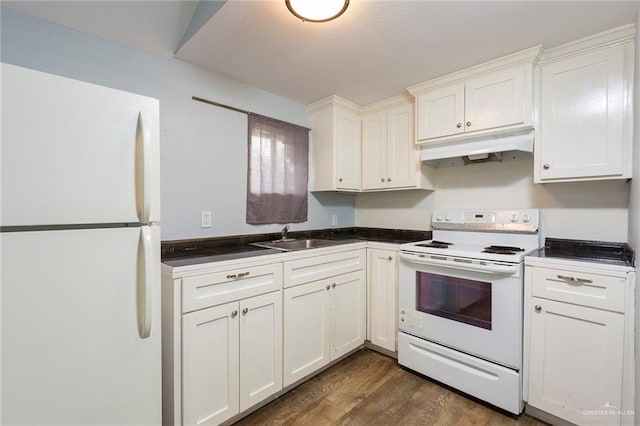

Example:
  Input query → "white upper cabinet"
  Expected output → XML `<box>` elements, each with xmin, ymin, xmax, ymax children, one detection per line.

<box><xmin>465</xmin><ymin>66</ymin><xmax>525</xmax><ymax>132</ymax></box>
<box><xmin>362</xmin><ymin>99</ymin><xmax>426</xmax><ymax>190</ymax></box>
<box><xmin>535</xmin><ymin>25</ymin><xmax>634</xmax><ymax>183</ymax></box>
<box><xmin>408</xmin><ymin>45</ymin><xmax>541</xmax><ymax>144</ymax></box>
<box><xmin>416</xmin><ymin>83</ymin><xmax>465</xmax><ymax>140</ymax></box>
<box><xmin>362</xmin><ymin>111</ymin><xmax>387</xmax><ymax>189</ymax></box>
<box><xmin>307</xmin><ymin>96</ymin><xmax>362</xmax><ymax>192</ymax></box>
<box><xmin>309</xmin><ymin>95</ymin><xmax>433</xmax><ymax>193</ymax></box>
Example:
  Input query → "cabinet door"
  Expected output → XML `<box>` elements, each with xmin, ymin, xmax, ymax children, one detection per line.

<box><xmin>361</xmin><ymin>111</ymin><xmax>388</xmax><ymax>190</ymax></box>
<box><xmin>368</xmin><ymin>249</ymin><xmax>398</xmax><ymax>352</ymax></box>
<box><xmin>465</xmin><ymin>66</ymin><xmax>525</xmax><ymax>132</ymax></box>
<box><xmin>239</xmin><ymin>292</ymin><xmax>283</xmax><ymax>411</ymax></box>
<box><xmin>537</xmin><ymin>45</ymin><xmax>627</xmax><ymax>181</ymax></box>
<box><xmin>283</xmin><ymin>280</ymin><xmax>331</xmax><ymax>387</ymax></box>
<box><xmin>386</xmin><ymin>103</ymin><xmax>416</xmax><ymax>188</ymax></box>
<box><xmin>416</xmin><ymin>83</ymin><xmax>465</xmax><ymax>140</ymax></box>
<box><xmin>330</xmin><ymin>270</ymin><xmax>366</xmax><ymax>360</ymax></box>
<box><xmin>182</xmin><ymin>302</ymin><xmax>239</xmax><ymax>426</ymax></box>
<box><xmin>528</xmin><ymin>297</ymin><xmax>624</xmax><ymax>425</ymax></box>
<box><xmin>335</xmin><ymin>109</ymin><xmax>362</xmax><ymax>190</ymax></box>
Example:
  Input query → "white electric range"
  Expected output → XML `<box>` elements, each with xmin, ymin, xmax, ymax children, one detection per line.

<box><xmin>398</xmin><ymin>209</ymin><xmax>541</xmax><ymax>414</ymax></box>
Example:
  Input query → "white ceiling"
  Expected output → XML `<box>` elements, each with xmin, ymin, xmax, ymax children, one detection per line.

<box><xmin>3</xmin><ymin>1</ymin><xmax>639</xmax><ymax>106</ymax></box>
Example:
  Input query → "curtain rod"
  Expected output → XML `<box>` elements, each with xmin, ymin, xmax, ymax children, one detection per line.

<box><xmin>192</xmin><ymin>95</ymin><xmax>311</xmax><ymax>131</ymax></box>
<box><xmin>192</xmin><ymin>96</ymin><xmax>250</xmax><ymax>114</ymax></box>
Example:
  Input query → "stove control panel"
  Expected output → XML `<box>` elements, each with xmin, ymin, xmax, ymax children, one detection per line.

<box><xmin>432</xmin><ymin>209</ymin><xmax>539</xmax><ymax>232</ymax></box>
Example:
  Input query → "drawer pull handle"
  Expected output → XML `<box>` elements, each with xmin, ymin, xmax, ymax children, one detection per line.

<box><xmin>242</xmin><ymin>307</ymin><xmax>249</xmax><ymax>315</ymax></box>
<box><xmin>326</xmin><ymin>285</ymin><xmax>331</xmax><ymax>291</ymax></box>
<box><xmin>534</xmin><ymin>305</ymin><xmax>542</xmax><ymax>313</ymax></box>
<box><xmin>231</xmin><ymin>310</ymin><xmax>238</xmax><ymax>318</ymax></box>
<box><xmin>226</xmin><ymin>271</ymin><xmax>251</xmax><ymax>280</ymax></box>
<box><xmin>557</xmin><ymin>274</ymin><xmax>593</xmax><ymax>284</ymax></box>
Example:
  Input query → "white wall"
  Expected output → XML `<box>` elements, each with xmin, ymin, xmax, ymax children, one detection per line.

<box><xmin>0</xmin><ymin>8</ymin><xmax>356</xmax><ymax>241</ymax></box>
<box><xmin>629</xmin><ymin>8</ymin><xmax>640</xmax><ymax>423</ymax></box>
<box><xmin>357</xmin><ymin>157</ymin><xmax>630</xmax><ymax>242</ymax></box>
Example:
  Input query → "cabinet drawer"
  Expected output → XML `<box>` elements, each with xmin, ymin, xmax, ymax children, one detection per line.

<box><xmin>530</xmin><ymin>267</ymin><xmax>626</xmax><ymax>313</ymax></box>
<box><xmin>182</xmin><ymin>263</ymin><xmax>282</xmax><ymax>313</ymax></box>
<box><xmin>284</xmin><ymin>249</ymin><xmax>365</xmax><ymax>288</ymax></box>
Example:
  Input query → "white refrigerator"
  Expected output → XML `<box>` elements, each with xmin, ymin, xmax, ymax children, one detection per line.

<box><xmin>1</xmin><ymin>63</ymin><xmax>162</xmax><ymax>425</ymax></box>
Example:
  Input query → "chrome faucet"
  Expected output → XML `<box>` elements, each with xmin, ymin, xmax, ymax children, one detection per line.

<box><xmin>281</xmin><ymin>224</ymin><xmax>289</xmax><ymax>241</ymax></box>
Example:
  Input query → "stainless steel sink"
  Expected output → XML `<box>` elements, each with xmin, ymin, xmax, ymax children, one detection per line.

<box><xmin>251</xmin><ymin>238</ymin><xmax>339</xmax><ymax>252</ymax></box>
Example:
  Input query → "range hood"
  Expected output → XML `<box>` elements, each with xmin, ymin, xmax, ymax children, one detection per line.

<box><xmin>420</xmin><ymin>130</ymin><xmax>534</xmax><ymax>166</ymax></box>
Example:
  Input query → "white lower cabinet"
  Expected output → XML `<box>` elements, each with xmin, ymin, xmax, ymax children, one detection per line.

<box><xmin>182</xmin><ymin>301</ymin><xmax>239</xmax><ymax>426</ymax></box>
<box><xmin>163</xmin><ymin>245</ymin><xmax>370</xmax><ymax>425</ymax></box>
<box><xmin>283</xmin><ymin>266</ymin><xmax>366</xmax><ymax>387</ymax></box>
<box><xmin>282</xmin><ymin>279</ymin><xmax>331</xmax><ymax>386</ymax></box>
<box><xmin>367</xmin><ymin>247</ymin><xmax>398</xmax><ymax>352</ymax></box>
<box><xmin>524</xmin><ymin>260</ymin><xmax>635</xmax><ymax>426</ymax></box>
<box><xmin>182</xmin><ymin>291</ymin><xmax>282</xmax><ymax>425</ymax></box>
<box><xmin>528</xmin><ymin>297</ymin><xmax>624</xmax><ymax>425</ymax></box>
<box><xmin>162</xmin><ymin>260</ymin><xmax>284</xmax><ymax>426</ymax></box>
<box><xmin>331</xmin><ymin>270</ymin><xmax>367</xmax><ymax>358</ymax></box>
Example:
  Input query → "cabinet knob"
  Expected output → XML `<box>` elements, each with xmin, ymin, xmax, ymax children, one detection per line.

<box><xmin>456</xmin><ymin>123</ymin><xmax>462</xmax><ymax>128</ymax></box>
<box><xmin>231</xmin><ymin>310</ymin><xmax>238</xmax><ymax>318</ymax></box>
<box><xmin>242</xmin><ymin>307</ymin><xmax>249</xmax><ymax>315</ymax></box>
<box><xmin>338</xmin><ymin>178</ymin><xmax>343</xmax><ymax>182</ymax></box>
<box><xmin>388</xmin><ymin>256</ymin><xmax>393</xmax><ymax>261</ymax></box>
<box><xmin>380</xmin><ymin>177</ymin><xmax>385</xmax><ymax>182</ymax></box>
<box><xmin>543</xmin><ymin>164</ymin><xmax>550</xmax><ymax>170</ymax></box>
<box><xmin>326</xmin><ymin>285</ymin><xmax>331</xmax><ymax>291</ymax></box>
<box><xmin>387</xmin><ymin>177</ymin><xmax>391</xmax><ymax>182</ymax></box>
<box><xmin>466</xmin><ymin>121</ymin><xmax>472</xmax><ymax>127</ymax></box>
<box><xmin>534</xmin><ymin>305</ymin><xmax>542</xmax><ymax>313</ymax></box>
<box><xmin>332</xmin><ymin>283</ymin><xmax>336</xmax><ymax>288</ymax></box>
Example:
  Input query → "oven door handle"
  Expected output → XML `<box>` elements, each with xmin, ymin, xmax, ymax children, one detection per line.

<box><xmin>399</xmin><ymin>252</ymin><xmax>518</xmax><ymax>275</ymax></box>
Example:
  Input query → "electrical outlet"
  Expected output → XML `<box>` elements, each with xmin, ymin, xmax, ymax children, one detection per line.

<box><xmin>201</xmin><ymin>211</ymin><xmax>212</xmax><ymax>228</ymax></box>
<box><xmin>332</xmin><ymin>215</ymin><xmax>338</xmax><ymax>226</ymax></box>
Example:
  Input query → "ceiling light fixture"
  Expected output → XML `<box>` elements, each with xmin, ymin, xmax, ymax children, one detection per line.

<box><xmin>285</xmin><ymin>0</ymin><xmax>350</xmax><ymax>23</ymax></box>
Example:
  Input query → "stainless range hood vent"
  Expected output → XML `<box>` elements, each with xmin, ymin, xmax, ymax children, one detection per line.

<box><xmin>421</xmin><ymin>130</ymin><xmax>534</xmax><ymax>168</ymax></box>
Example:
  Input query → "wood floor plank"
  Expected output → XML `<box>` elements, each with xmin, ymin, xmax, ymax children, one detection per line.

<box><xmin>234</xmin><ymin>349</ymin><xmax>548</xmax><ymax>426</ymax></box>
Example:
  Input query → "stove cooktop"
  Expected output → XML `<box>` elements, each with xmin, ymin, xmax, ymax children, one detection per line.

<box><xmin>401</xmin><ymin>209</ymin><xmax>542</xmax><ymax>263</ymax></box>
<box><xmin>401</xmin><ymin>239</ymin><xmax>538</xmax><ymax>263</ymax></box>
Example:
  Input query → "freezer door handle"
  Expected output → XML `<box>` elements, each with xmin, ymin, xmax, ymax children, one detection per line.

<box><xmin>136</xmin><ymin>111</ymin><xmax>152</xmax><ymax>224</ymax></box>
<box><xmin>137</xmin><ymin>227</ymin><xmax>153</xmax><ymax>338</ymax></box>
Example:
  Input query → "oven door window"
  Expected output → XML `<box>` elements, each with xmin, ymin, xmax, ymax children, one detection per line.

<box><xmin>416</xmin><ymin>272</ymin><xmax>491</xmax><ymax>330</ymax></box>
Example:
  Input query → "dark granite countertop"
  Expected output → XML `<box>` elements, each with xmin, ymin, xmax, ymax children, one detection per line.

<box><xmin>527</xmin><ymin>238</ymin><xmax>635</xmax><ymax>268</ymax></box>
<box><xmin>162</xmin><ymin>227</ymin><xmax>431</xmax><ymax>268</ymax></box>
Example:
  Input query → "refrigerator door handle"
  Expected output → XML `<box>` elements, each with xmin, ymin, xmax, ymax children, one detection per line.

<box><xmin>136</xmin><ymin>111</ymin><xmax>152</xmax><ymax>224</ymax></box>
<box><xmin>137</xmin><ymin>226</ymin><xmax>153</xmax><ymax>338</ymax></box>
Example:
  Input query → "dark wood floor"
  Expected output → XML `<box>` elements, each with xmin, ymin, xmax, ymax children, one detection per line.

<box><xmin>235</xmin><ymin>349</ymin><xmax>547</xmax><ymax>426</ymax></box>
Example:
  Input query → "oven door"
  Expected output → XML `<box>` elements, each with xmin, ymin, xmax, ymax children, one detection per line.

<box><xmin>398</xmin><ymin>253</ymin><xmax>523</xmax><ymax>369</ymax></box>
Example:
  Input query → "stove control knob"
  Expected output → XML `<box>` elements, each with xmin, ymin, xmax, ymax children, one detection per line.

<box><xmin>511</xmin><ymin>214</ymin><xmax>519</xmax><ymax>222</ymax></box>
<box><xmin>523</xmin><ymin>214</ymin><xmax>531</xmax><ymax>223</ymax></box>
<box><xmin>445</xmin><ymin>214</ymin><xmax>452</xmax><ymax>221</ymax></box>
<box><xmin>436</xmin><ymin>214</ymin><xmax>443</xmax><ymax>221</ymax></box>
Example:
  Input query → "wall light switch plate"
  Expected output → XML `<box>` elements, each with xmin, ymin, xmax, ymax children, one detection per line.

<box><xmin>201</xmin><ymin>211</ymin><xmax>212</xmax><ymax>228</ymax></box>
<box><xmin>332</xmin><ymin>215</ymin><xmax>338</xmax><ymax>226</ymax></box>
